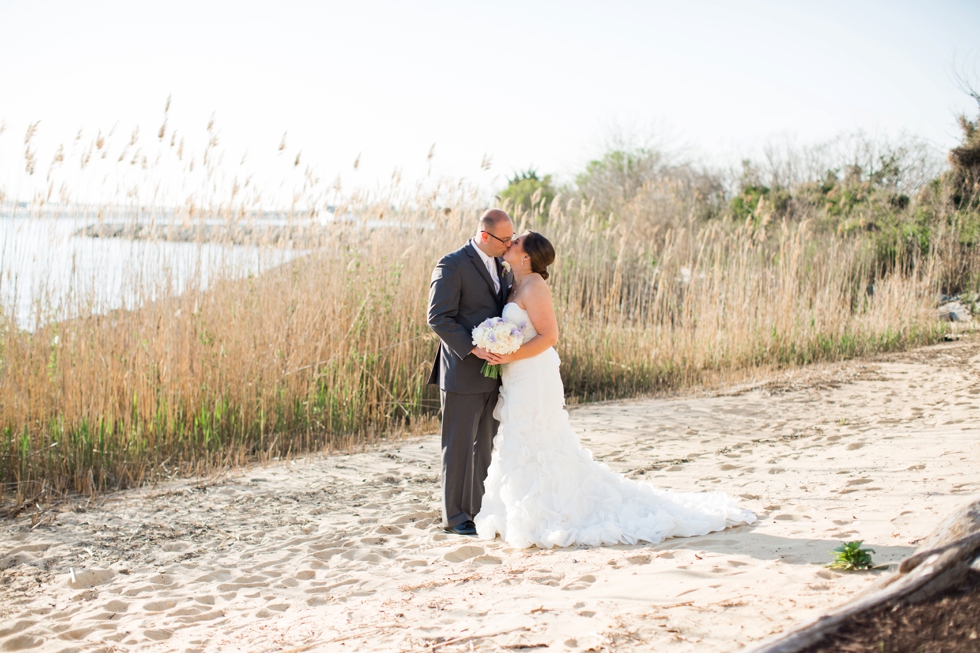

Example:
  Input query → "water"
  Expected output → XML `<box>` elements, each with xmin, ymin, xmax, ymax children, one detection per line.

<box><xmin>0</xmin><ymin>214</ymin><xmax>301</xmax><ymax>329</ymax></box>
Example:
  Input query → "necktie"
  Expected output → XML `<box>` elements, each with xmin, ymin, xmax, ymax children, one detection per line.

<box><xmin>487</xmin><ymin>258</ymin><xmax>499</xmax><ymax>294</ymax></box>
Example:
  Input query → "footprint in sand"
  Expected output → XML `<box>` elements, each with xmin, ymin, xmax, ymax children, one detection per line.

<box><xmin>217</xmin><ymin>574</ymin><xmax>268</xmax><ymax>590</ymax></box>
<box><xmin>312</xmin><ymin>548</ymin><xmax>343</xmax><ymax>561</ymax></box>
<box><xmin>561</xmin><ymin>575</ymin><xmax>596</xmax><ymax>591</ymax></box>
<box><xmin>143</xmin><ymin>629</ymin><xmax>173</xmax><ymax>641</ymax></box>
<box><xmin>193</xmin><ymin>570</ymin><xmax>232</xmax><ymax>583</ymax></box>
<box><xmin>471</xmin><ymin>554</ymin><xmax>502</xmax><ymax>565</ymax></box>
<box><xmin>443</xmin><ymin>546</ymin><xmax>484</xmax><ymax>562</ymax></box>
<box><xmin>2</xmin><ymin>634</ymin><xmax>44</xmax><ymax>650</ymax></box>
<box><xmin>68</xmin><ymin>568</ymin><xmax>114</xmax><ymax>589</ymax></box>
<box><xmin>58</xmin><ymin>627</ymin><xmax>95</xmax><ymax>642</ymax></box>
<box><xmin>3</xmin><ymin>543</ymin><xmax>50</xmax><ymax>561</ymax></box>
<box><xmin>143</xmin><ymin>599</ymin><xmax>179</xmax><ymax>613</ymax></box>
<box><xmin>147</xmin><ymin>573</ymin><xmax>176</xmax><ymax>586</ymax></box>
<box><xmin>891</xmin><ymin>511</ymin><xmax>916</xmax><ymax>528</ymax></box>
<box><xmin>394</xmin><ymin>511</ymin><xmax>439</xmax><ymax>524</ymax></box>
<box><xmin>340</xmin><ymin>549</ymin><xmax>382</xmax><ymax>563</ymax></box>
<box><xmin>304</xmin><ymin>579</ymin><xmax>357</xmax><ymax>596</ymax></box>
<box><xmin>162</xmin><ymin>541</ymin><xmax>190</xmax><ymax>552</ymax></box>
<box><xmin>0</xmin><ymin>622</ymin><xmax>37</xmax><ymax>640</ymax></box>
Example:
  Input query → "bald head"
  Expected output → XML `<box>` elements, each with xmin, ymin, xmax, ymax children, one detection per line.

<box><xmin>478</xmin><ymin>209</ymin><xmax>512</xmax><ymax>233</ymax></box>
<box><xmin>474</xmin><ymin>208</ymin><xmax>514</xmax><ymax>257</ymax></box>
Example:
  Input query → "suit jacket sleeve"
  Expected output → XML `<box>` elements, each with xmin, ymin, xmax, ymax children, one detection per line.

<box><xmin>427</xmin><ymin>257</ymin><xmax>474</xmax><ymax>360</ymax></box>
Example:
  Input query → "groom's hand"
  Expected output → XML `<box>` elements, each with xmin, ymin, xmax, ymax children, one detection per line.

<box><xmin>471</xmin><ymin>347</ymin><xmax>492</xmax><ymax>361</ymax></box>
<box><xmin>485</xmin><ymin>351</ymin><xmax>511</xmax><ymax>365</ymax></box>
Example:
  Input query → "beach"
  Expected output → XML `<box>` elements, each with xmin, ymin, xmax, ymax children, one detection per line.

<box><xmin>2</xmin><ymin>337</ymin><xmax>978</xmax><ymax>652</ymax></box>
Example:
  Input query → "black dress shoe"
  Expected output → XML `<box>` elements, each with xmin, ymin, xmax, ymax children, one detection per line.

<box><xmin>444</xmin><ymin>520</ymin><xmax>477</xmax><ymax>535</ymax></box>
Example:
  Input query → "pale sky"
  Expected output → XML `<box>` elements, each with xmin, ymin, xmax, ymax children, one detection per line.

<box><xmin>0</xmin><ymin>0</ymin><xmax>978</xmax><ymax>199</ymax></box>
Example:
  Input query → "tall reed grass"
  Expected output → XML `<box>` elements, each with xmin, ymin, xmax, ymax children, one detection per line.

<box><xmin>0</xmin><ymin>113</ymin><xmax>972</xmax><ymax>508</ymax></box>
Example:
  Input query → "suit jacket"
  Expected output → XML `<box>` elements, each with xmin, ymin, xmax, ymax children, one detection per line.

<box><xmin>427</xmin><ymin>242</ymin><xmax>513</xmax><ymax>394</ymax></box>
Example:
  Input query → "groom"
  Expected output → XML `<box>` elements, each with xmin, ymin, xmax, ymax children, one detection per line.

<box><xmin>427</xmin><ymin>209</ymin><xmax>514</xmax><ymax>535</ymax></box>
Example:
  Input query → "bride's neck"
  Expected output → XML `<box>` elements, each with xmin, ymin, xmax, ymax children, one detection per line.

<box><xmin>512</xmin><ymin>269</ymin><xmax>533</xmax><ymax>287</ymax></box>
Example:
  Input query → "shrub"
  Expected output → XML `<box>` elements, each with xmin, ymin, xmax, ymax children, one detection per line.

<box><xmin>576</xmin><ymin>147</ymin><xmax>669</xmax><ymax>217</ymax></box>
<box><xmin>498</xmin><ymin>168</ymin><xmax>556</xmax><ymax>218</ymax></box>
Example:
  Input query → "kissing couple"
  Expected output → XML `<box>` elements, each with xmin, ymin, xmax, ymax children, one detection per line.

<box><xmin>427</xmin><ymin>209</ymin><xmax>755</xmax><ymax>548</ymax></box>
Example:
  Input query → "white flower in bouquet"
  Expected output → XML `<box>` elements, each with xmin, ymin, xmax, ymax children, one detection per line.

<box><xmin>471</xmin><ymin>317</ymin><xmax>524</xmax><ymax>378</ymax></box>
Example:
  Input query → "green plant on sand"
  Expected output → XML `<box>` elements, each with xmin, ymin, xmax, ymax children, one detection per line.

<box><xmin>828</xmin><ymin>541</ymin><xmax>877</xmax><ymax>571</ymax></box>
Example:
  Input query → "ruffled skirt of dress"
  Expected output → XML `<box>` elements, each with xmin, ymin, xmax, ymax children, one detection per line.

<box><xmin>474</xmin><ymin>348</ymin><xmax>756</xmax><ymax>549</ymax></box>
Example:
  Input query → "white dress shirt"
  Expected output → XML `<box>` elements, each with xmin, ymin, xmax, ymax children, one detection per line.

<box><xmin>470</xmin><ymin>238</ymin><xmax>500</xmax><ymax>294</ymax></box>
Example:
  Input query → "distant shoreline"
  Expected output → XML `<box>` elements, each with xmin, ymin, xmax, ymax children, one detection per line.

<box><xmin>73</xmin><ymin>222</ymin><xmax>330</xmax><ymax>247</ymax></box>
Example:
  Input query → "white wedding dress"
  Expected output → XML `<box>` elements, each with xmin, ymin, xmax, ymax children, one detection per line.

<box><xmin>474</xmin><ymin>303</ymin><xmax>756</xmax><ymax>549</ymax></box>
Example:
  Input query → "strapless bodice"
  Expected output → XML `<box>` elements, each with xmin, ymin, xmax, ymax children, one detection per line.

<box><xmin>502</xmin><ymin>302</ymin><xmax>536</xmax><ymax>344</ymax></box>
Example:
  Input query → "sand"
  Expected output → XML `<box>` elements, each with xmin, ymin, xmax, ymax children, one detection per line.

<box><xmin>2</xmin><ymin>338</ymin><xmax>979</xmax><ymax>652</ymax></box>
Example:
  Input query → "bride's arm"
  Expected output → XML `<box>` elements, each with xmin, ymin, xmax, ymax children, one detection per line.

<box><xmin>488</xmin><ymin>279</ymin><xmax>558</xmax><ymax>364</ymax></box>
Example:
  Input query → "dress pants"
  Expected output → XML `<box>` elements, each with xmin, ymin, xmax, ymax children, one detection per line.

<box><xmin>440</xmin><ymin>389</ymin><xmax>498</xmax><ymax>529</ymax></box>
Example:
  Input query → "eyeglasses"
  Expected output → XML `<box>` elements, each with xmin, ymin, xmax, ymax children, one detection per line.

<box><xmin>481</xmin><ymin>230</ymin><xmax>514</xmax><ymax>245</ymax></box>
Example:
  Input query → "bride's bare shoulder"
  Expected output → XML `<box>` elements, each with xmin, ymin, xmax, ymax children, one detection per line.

<box><xmin>528</xmin><ymin>274</ymin><xmax>551</xmax><ymax>293</ymax></box>
<box><xmin>523</xmin><ymin>275</ymin><xmax>553</xmax><ymax>304</ymax></box>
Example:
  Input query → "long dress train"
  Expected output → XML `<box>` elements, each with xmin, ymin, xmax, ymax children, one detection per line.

<box><xmin>474</xmin><ymin>303</ymin><xmax>756</xmax><ymax>549</ymax></box>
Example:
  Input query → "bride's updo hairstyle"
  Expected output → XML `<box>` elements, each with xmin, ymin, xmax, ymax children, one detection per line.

<box><xmin>523</xmin><ymin>231</ymin><xmax>556</xmax><ymax>281</ymax></box>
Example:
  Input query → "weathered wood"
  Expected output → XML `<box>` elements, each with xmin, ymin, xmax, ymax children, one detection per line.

<box><xmin>913</xmin><ymin>497</ymin><xmax>980</xmax><ymax>551</ymax></box>
<box><xmin>742</xmin><ymin>496</ymin><xmax>980</xmax><ymax>653</ymax></box>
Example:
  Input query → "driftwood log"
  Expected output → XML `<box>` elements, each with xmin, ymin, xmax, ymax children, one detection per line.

<box><xmin>743</xmin><ymin>496</ymin><xmax>980</xmax><ymax>653</ymax></box>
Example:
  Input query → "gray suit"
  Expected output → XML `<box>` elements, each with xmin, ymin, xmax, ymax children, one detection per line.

<box><xmin>427</xmin><ymin>241</ymin><xmax>512</xmax><ymax>528</ymax></box>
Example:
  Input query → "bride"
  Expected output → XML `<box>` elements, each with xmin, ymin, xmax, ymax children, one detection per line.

<box><xmin>474</xmin><ymin>231</ymin><xmax>756</xmax><ymax>549</ymax></box>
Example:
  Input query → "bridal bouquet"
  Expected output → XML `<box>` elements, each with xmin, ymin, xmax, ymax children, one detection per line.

<box><xmin>471</xmin><ymin>317</ymin><xmax>524</xmax><ymax>379</ymax></box>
